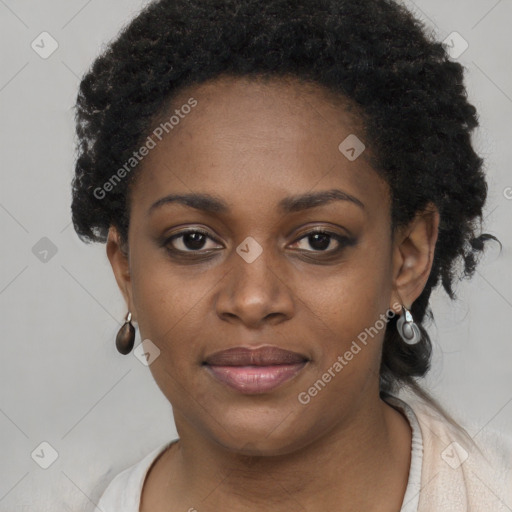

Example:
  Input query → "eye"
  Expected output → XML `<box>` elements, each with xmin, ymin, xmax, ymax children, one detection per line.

<box><xmin>165</xmin><ymin>229</ymin><xmax>222</xmax><ymax>253</ymax></box>
<box><xmin>163</xmin><ymin>227</ymin><xmax>354</xmax><ymax>257</ymax></box>
<box><xmin>291</xmin><ymin>229</ymin><xmax>351</xmax><ymax>253</ymax></box>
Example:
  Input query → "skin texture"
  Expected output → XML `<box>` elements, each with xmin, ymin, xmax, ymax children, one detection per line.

<box><xmin>107</xmin><ymin>75</ymin><xmax>439</xmax><ymax>512</ymax></box>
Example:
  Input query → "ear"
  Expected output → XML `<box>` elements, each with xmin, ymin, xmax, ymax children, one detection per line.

<box><xmin>106</xmin><ymin>226</ymin><xmax>137</xmax><ymax>319</ymax></box>
<box><xmin>389</xmin><ymin>203</ymin><xmax>440</xmax><ymax>313</ymax></box>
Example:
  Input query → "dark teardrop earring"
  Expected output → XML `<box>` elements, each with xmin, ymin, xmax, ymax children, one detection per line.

<box><xmin>116</xmin><ymin>312</ymin><xmax>135</xmax><ymax>355</ymax></box>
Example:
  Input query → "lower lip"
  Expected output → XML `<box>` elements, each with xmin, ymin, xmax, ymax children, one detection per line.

<box><xmin>205</xmin><ymin>363</ymin><xmax>307</xmax><ymax>394</ymax></box>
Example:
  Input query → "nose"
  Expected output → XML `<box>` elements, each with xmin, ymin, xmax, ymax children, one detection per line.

<box><xmin>214</xmin><ymin>242</ymin><xmax>296</xmax><ymax>328</ymax></box>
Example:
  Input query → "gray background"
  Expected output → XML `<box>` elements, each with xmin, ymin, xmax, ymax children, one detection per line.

<box><xmin>0</xmin><ymin>0</ymin><xmax>511</xmax><ymax>510</ymax></box>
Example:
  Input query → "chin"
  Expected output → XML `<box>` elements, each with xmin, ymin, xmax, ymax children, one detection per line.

<box><xmin>204</xmin><ymin>405</ymin><xmax>316</xmax><ymax>457</ymax></box>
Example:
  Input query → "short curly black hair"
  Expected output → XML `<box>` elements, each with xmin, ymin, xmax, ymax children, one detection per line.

<box><xmin>71</xmin><ymin>0</ymin><xmax>498</xmax><ymax>397</ymax></box>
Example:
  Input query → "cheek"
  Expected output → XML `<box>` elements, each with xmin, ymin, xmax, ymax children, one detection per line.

<box><xmin>129</xmin><ymin>246</ymin><xmax>194</xmax><ymax>348</ymax></box>
<box><xmin>305</xmin><ymin>241</ymin><xmax>393</xmax><ymax>371</ymax></box>
<box><xmin>313</xmin><ymin>245</ymin><xmax>392</xmax><ymax>327</ymax></box>
<box><xmin>129</xmin><ymin>242</ymin><xmax>225</xmax><ymax>375</ymax></box>
<box><xmin>129</xmin><ymin>256</ymin><xmax>208</xmax><ymax>403</ymax></box>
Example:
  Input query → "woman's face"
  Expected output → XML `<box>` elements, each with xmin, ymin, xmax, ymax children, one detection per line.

<box><xmin>109</xmin><ymin>76</ymin><xmax>409</xmax><ymax>455</ymax></box>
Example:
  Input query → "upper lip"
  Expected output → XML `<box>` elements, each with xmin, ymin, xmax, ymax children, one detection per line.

<box><xmin>204</xmin><ymin>345</ymin><xmax>309</xmax><ymax>366</ymax></box>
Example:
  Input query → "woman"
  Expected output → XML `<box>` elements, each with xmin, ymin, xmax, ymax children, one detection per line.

<box><xmin>70</xmin><ymin>0</ymin><xmax>512</xmax><ymax>510</ymax></box>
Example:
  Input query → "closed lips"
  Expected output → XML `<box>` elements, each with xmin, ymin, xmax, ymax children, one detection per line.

<box><xmin>203</xmin><ymin>346</ymin><xmax>309</xmax><ymax>394</ymax></box>
<box><xmin>203</xmin><ymin>346</ymin><xmax>309</xmax><ymax>366</ymax></box>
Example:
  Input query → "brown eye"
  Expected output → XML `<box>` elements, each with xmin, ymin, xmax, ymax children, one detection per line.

<box><xmin>304</xmin><ymin>232</ymin><xmax>332</xmax><ymax>251</ymax></box>
<box><xmin>165</xmin><ymin>229</ymin><xmax>222</xmax><ymax>253</ymax></box>
<box><xmin>293</xmin><ymin>230</ymin><xmax>349</xmax><ymax>253</ymax></box>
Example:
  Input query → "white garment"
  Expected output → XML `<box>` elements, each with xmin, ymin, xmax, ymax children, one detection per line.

<box><xmin>96</xmin><ymin>394</ymin><xmax>512</xmax><ymax>511</ymax></box>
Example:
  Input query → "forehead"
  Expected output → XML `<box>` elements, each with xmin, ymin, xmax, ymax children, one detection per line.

<box><xmin>129</xmin><ymin>75</ymin><xmax>389</xmax><ymax>220</ymax></box>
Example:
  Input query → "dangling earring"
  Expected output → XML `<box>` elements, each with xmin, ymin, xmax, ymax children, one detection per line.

<box><xmin>396</xmin><ymin>305</ymin><xmax>421</xmax><ymax>345</ymax></box>
<box><xmin>116</xmin><ymin>312</ymin><xmax>135</xmax><ymax>354</ymax></box>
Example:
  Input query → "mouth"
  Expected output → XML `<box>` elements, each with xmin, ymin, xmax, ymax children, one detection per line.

<box><xmin>203</xmin><ymin>345</ymin><xmax>309</xmax><ymax>394</ymax></box>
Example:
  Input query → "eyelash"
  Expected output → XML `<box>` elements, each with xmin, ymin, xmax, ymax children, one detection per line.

<box><xmin>163</xmin><ymin>227</ymin><xmax>354</xmax><ymax>257</ymax></box>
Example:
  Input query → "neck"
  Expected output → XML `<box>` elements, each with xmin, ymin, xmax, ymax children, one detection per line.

<box><xmin>163</xmin><ymin>395</ymin><xmax>412</xmax><ymax>512</ymax></box>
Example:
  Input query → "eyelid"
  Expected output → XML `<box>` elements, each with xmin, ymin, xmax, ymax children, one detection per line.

<box><xmin>292</xmin><ymin>223</ymin><xmax>354</xmax><ymax>239</ymax></box>
<box><xmin>168</xmin><ymin>227</ymin><xmax>215</xmax><ymax>239</ymax></box>
<box><xmin>294</xmin><ymin>226</ymin><xmax>343</xmax><ymax>238</ymax></box>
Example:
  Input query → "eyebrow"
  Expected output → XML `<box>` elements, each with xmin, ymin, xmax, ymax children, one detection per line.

<box><xmin>147</xmin><ymin>188</ymin><xmax>365</xmax><ymax>216</ymax></box>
